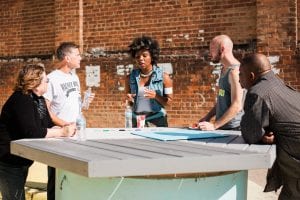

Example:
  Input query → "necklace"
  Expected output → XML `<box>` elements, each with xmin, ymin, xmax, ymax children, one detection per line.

<box><xmin>140</xmin><ymin>70</ymin><xmax>153</xmax><ymax>78</ymax></box>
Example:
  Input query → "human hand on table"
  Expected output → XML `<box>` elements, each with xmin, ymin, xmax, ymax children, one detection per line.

<box><xmin>63</xmin><ymin>123</ymin><xmax>76</xmax><ymax>137</ymax></box>
<box><xmin>262</xmin><ymin>132</ymin><xmax>275</xmax><ymax>144</ymax></box>
<box><xmin>198</xmin><ymin>121</ymin><xmax>216</xmax><ymax>131</ymax></box>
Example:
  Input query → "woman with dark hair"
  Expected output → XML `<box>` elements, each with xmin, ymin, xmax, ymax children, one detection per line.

<box><xmin>0</xmin><ymin>64</ymin><xmax>75</xmax><ymax>200</ymax></box>
<box><xmin>126</xmin><ymin>36</ymin><xmax>173</xmax><ymax>127</ymax></box>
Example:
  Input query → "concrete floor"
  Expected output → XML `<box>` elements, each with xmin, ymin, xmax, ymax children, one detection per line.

<box><xmin>0</xmin><ymin>163</ymin><xmax>280</xmax><ymax>200</ymax></box>
<box><xmin>248</xmin><ymin>169</ymin><xmax>279</xmax><ymax>200</ymax></box>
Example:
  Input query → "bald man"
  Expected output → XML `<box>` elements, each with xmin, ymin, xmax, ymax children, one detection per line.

<box><xmin>240</xmin><ymin>53</ymin><xmax>300</xmax><ymax>200</ymax></box>
<box><xmin>197</xmin><ymin>35</ymin><xmax>244</xmax><ymax>130</ymax></box>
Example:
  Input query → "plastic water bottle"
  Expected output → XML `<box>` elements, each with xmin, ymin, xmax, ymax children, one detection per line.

<box><xmin>82</xmin><ymin>87</ymin><xmax>92</xmax><ymax>110</ymax></box>
<box><xmin>125</xmin><ymin>104</ymin><xmax>133</xmax><ymax>128</ymax></box>
<box><xmin>76</xmin><ymin>112</ymin><xmax>86</xmax><ymax>141</ymax></box>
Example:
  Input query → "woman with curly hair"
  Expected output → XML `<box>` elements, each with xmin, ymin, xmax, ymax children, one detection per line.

<box><xmin>0</xmin><ymin>64</ymin><xmax>75</xmax><ymax>200</ymax></box>
<box><xmin>126</xmin><ymin>35</ymin><xmax>173</xmax><ymax>127</ymax></box>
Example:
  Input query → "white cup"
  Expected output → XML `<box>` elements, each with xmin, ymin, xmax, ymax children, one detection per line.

<box><xmin>136</xmin><ymin>115</ymin><xmax>146</xmax><ymax>128</ymax></box>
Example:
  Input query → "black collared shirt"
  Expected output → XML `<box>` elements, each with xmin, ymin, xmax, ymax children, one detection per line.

<box><xmin>241</xmin><ymin>71</ymin><xmax>300</xmax><ymax>158</ymax></box>
<box><xmin>241</xmin><ymin>71</ymin><xmax>300</xmax><ymax>190</ymax></box>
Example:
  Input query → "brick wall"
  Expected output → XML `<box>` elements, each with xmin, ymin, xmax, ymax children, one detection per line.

<box><xmin>257</xmin><ymin>0</ymin><xmax>300</xmax><ymax>89</ymax></box>
<box><xmin>54</xmin><ymin>0</ymin><xmax>82</xmax><ymax>48</ymax></box>
<box><xmin>0</xmin><ymin>0</ymin><xmax>55</xmax><ymax>56</ymax></box>
<box><xmin>0</xmin><ymin>0</ymin><xmax>299</xmax><ymax>127</ymax></box>
<box><xmin>83</xmin><ymin>0</ymin><xmax>256</xmax><ymax>51</ymax></box>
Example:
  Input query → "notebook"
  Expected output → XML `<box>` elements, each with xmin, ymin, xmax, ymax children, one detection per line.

<box><xmin>131</xmin><ymin>129</ymin><xmax>228</xmax><ymax>141</ymax></box>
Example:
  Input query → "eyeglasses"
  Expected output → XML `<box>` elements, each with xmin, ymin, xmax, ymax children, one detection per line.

<box><xmin>42</xmin><ymin>77</ymin><xmax>49</xmax><ymax>83</ymax></box>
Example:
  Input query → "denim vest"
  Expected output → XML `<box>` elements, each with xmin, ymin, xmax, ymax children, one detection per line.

<box><xmin>129</xmin><ymin>65</ymin><xmax>164</xmax><ymax>113</ymax></box>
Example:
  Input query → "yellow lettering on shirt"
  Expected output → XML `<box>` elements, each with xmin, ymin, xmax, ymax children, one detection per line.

<box><xmin>218</xmin><ymin>89</ymin><xmax>225</xmax><ymax>97</ymax></box>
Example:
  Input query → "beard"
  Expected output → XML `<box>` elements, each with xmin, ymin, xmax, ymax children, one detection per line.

<box><xmin>211</xmin><ymin>50</ymin><xmax>222</xmax><ymax>64</ymax></box>
<box><xmin>211</xmin><ymin>57</ymin><xmax>220</xmax><ymax>64</ymax></box>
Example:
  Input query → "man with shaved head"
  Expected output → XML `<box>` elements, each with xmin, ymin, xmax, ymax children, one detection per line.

<box><xmin>240</xmin><ymin>53</ymin><xmax>300</xmax><ymax>199</ymax></box>
<box><xmin>197</xmin><ymin>35</ymin><xmax>244</xmax><ymax>130</ymax></box>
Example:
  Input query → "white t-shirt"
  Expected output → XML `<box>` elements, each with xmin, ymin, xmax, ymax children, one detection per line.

<box><xmin>44</xmin><ymin>70</ymin><xmax>81</xmax><ymax>123</ymax></box>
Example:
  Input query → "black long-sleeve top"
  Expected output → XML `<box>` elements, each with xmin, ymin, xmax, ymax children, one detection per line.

<box><xmin>0</xmin><ymin>90</ymin><xmax>54</xmax><ymax>166</ymax></box>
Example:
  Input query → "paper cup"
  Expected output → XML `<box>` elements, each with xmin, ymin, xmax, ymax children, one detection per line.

<box><xmin>136</xmin><ymin>115</ymin><xmax>146</xmax><ymax>128</ymax></box>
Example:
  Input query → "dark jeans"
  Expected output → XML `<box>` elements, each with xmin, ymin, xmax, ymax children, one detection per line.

<box><xmin>279</xmin><ymin>176</ymin><xmax>300</xmax><ymax>200</ymax></box>
<box><xmin>47</xmin><ymin>166</ymin><xmax>56</xmax><ymax>200</ymax></box>
<box><xmin>133</xmin><ymin>115</ymin><xmax>168</xmax><ymax>127</ymax></box>
<box><xmin>220</xmin><ymin>126</ymin><xmax>241</xmax><ymax>131</ymax></box>
<box><xmin>0</xmin><ymin>162</ymin><xmax>29</xmax><ymax>200</ymax></box>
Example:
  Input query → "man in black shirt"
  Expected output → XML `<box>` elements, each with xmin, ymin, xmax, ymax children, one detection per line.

<box><xmin>239</xmin><ymin>53</ymin><xmax>300</xmax><ymax>200</ymax></box>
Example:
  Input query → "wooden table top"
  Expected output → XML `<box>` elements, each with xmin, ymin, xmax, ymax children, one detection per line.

<box><xmin>11</xmin><ymin>128</ymin><xmax>275</xmax><ymax>178</ymax></box>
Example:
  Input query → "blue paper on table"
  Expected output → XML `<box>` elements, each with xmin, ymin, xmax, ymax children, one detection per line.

<box><xmin>131</xmin><ymin>129</ymin><xmax>228</xmax><ymax>141</ymax></box>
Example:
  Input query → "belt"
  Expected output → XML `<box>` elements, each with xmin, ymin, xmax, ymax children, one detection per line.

<box><xmin>134</xmin><ymin>112</ymin><xmax>156</xmax><ymax>116</ymax></box>
<box><xmin>133</xmin><ymin>109</ymin><xmax>166</xmax><ymax>121</ymax></box>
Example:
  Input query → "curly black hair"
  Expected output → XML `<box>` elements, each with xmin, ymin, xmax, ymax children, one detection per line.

<box><xmin>128</xmin><ymin>36</ymin><xmax>160</xmax><ymax>65</ymax></box>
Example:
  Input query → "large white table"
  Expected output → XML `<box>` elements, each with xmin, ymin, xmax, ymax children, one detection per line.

<box><xmin>11</xmin><ymin>128</ymin><xmax>275</xmax><ymax>200</ymax></box>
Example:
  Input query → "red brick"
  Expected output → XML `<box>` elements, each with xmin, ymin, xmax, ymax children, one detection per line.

<box><xmin>0</xmin><ymin>0</ymin><xmax>300</xmax><ymax>128</ymax></box>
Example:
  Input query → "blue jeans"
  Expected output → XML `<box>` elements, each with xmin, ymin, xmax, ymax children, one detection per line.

<box><xmin>0</xmin><ymin>162</ymin><xmax>29</xmax><ymax>200</ymax></box>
